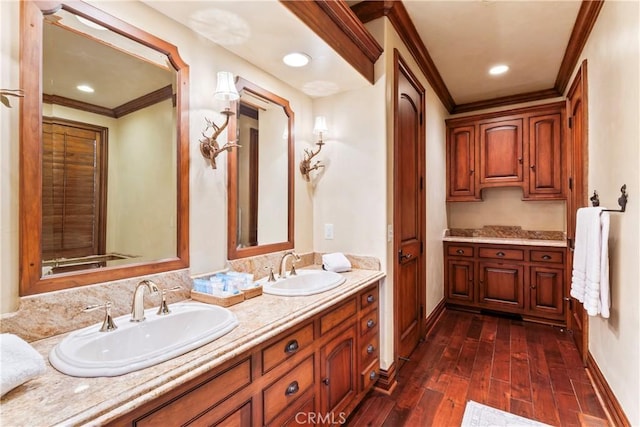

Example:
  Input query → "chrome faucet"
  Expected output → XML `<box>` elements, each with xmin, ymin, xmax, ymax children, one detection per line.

<box><xmin>279</xmin><ymin>251</ymin><xmax>300</xmax><ymax>278</ymax></box>
<box><xmin>131</xmin><ymin>279</ymin><xmax>159</xmax><ymax>322</ymax></box>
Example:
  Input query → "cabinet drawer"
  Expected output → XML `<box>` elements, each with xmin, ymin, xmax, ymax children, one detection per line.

<box><xmin>530</xmin><ymin>250</ymin><xmax>564</xmax><ymax>264</ymax></box>
<box><xmin>360</xmin><ymin>309</ymin><xmax>378</xmax><ymax>337</ymax></box>
<box><xmin>136</xmin><ymin>358</ymin><xmax>251</xmax><ymax>426</ymax></box>
<box><xmin>447</xmin><ymin>245</ymin><xmax>474</xmax><ymax>257</ymax></box>
<box><xmin>359</xmin><ymin>333</ymin><xmax>379</xmax><ymax>370</ymax></box>
<box><xmin>320</xmin><ymin>298</ymin><xmax>357</xmax><ymax>335</ymax></box>
<box><xmin>359</xmin><ymin>284</ymin><xmax>379</xmax><ymax>311</ymax></box>
<box><xmin>270</xmin><ymin>391</ymin><xmax>316</xmax><ymax>427</ymax></box>
<box><xmin>262</xmin><ymin>322</ymin><xmax>314</xmax><ymax>374</ymax></box>
<box><xmin>478</xmin><ymin>247</ymin><xmax>524</xmax><ymax>261</ymax></box>
<box><xmin>263</xmin><ymin>355</ymin><xmax>315</xmax><ymax>425</ymax></box>
<box><xmin>360</xmin><ymin>359</ymin><xmax>380</xmax><ymax>391</ymax></box>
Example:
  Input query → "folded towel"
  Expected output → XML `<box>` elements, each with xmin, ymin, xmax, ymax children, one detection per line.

<box><xmin>322</xmin><ymin>252</ymin><xmax>352</xmax><ymax>273</ymax></box>
<box><xmin>570</xmin><ymin>207</ymin><xmax>610</xmax><ymax>318</ymax></box>
<box><xmin>1</xmin><ymin>333</ymin><xmax>46</xmax><ymax>396</ymax></box>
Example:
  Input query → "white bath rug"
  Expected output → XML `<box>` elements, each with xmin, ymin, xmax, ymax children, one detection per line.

<box><xmin>461</xmin><ymin>400</ymin><xmax>552</xmax><ymax>427</ymax></box>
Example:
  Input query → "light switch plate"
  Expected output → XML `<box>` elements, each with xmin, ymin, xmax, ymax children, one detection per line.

<box><xmin>324</xmin><ymin>223</ymin><xmax>334</xmax><ymax>240</ymax></box>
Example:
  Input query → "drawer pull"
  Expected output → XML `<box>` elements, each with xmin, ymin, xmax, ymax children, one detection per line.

<box><xmin>367</xmin><ymin>319</ymin><xmax>376</xmax><ymax>329</ymax></box>
<box><xmin>284</xmin><ymin>339</ymin><xmax>299</xmax><ymax>354</ymax></box>
<box><xmin>285</xmin><ymin>381</ymin><xmax>299</xmax><ymax>396</ymax></box>
<box><xmin>369</xmin><ymin>371</ymin><xmax>377</xmax><ymax>380</ymax></box>
<box><xmin>367</xmin><ymin>294</ymin><xmax>375</xmax><ymax>303</ymax></box>
<box><xmin>322</xmin><ymin>378</ymin><xmax>330</xmax><ymax>386</ymax></box>
<box><xmin>456</xmin><ymin>249</ymin><xmax>464</xmax><ymax>255</ymax></box>
<box><xmin>367</xmin><ymin>344</ymin><xmax>375</xmax><ymax>354</ymax></box>
<box><xmin>542</xmin><ymin>255</ymin><xmax>552</xmax><ymax>260</ymax></box>
<box><xmin>496</xmin><ymin>251</ymin><xmax>505</xmax><ymax>257</ymax></box>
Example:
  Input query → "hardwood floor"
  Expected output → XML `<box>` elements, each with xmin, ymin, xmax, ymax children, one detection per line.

<box><xmin>348</xmin><ymin>310</ymin><xmax>610</xmax><ymax>426</ymax></box>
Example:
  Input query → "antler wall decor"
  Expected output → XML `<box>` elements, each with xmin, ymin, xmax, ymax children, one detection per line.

<box><xmin>300</xmin><ymin>116</ymin><xmax>329</xmax><ymax>181</ymax></box>
<box><xmin>199</xmin><ymin>110</ymin><xmax>240</xmax><ymax>169</ymax></box>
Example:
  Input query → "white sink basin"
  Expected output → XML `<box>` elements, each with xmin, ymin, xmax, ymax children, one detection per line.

<box><xmin>49</xmin><ymin>302</ymin><xmax>238</xmax><ymax>377</ymax></box>
<box><xmin>261</xmin><ymin>270</ymin><xmax>346</xmax><ymax>296</ymax></box>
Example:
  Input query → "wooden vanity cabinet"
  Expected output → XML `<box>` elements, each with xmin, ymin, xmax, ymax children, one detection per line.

<box><xmin>107</xmin><ymin>282</ymin><xmax>380</xmax><ymax>427</ymax></box>
<box><xmin>446</xmin><ymin>102</ymin><xmax>565</xmax><ymax>201</ymax></box>
<box><xmin>444</xmin><ymin>242</ymin><xmax>566</xmax><ymax>324</ymax></box>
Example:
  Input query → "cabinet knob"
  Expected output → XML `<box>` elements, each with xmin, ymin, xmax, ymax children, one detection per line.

<box><xmin>518</xmin><ymin>157</ymin><xmax>523</xmax><ymax>164</ymax></box>
<box><xmin>369</xmin><ymin>371</ymin><xmax>377</xmax><ymax>380</ymax></box>
<box><xmin>284</xmin><ymin>339</ymin><xmax>299</xmax><ymax>354</ymax></box>
<box><xmin>470</xmin><ymin>169</ymin><xmax>475</xmax><ymax>175</ymax></box>
<box><xmin>496</xmin><ymin>251</ymin><xmax>505</xmax><ymax>257</ymax></box>
<box><xmin>367</xmin><ymin>294</ymin><xmax>375</xmax><ymax>303</ymax></box>
<box><xmin>530</xmin><ymin>285</ymin><xmax>537</xmax><ymax>289</ymax></box>
<box><xmin>322</xmin><ymin>378</ymin><xmax>330</xmax><ymax>386</ymax></box>
<box><xmin>456</xmin><ymin>249</ymin><xmax>464</xmax><ymax>255</ymax></box>
<box><xmin>285</xmin><ymin>381</ymin><xmax>299</xmax><ymax>396</ymax></box>
<box><xmin>530</xmin><ymin>164</ymin><xmax>536</xmax><ymax>171</ymax></box>
<box><xmin>542</xmin><ymin>255</ymin><xmax>551</xmax><ymax>260</ymax></box>
<box><xmin>367</xmin><ymin>344</ymin><xmax>375</xmax><ymax>354</ymax></box>
<box><xmin>367</xmin><ymin>319</ymin><xmax>376</xmax><ymax>328</ymax></box>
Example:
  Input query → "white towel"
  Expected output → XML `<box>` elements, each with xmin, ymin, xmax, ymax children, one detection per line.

<box><xmin>570</xmin><ymin>207</ymin><xmax>610</xmax><ymax>318</ymax></box>
<box><xmin>322</xmin><ymin>252</ymin><xmax>352</xmax><ymax>273</ymax></box>
<box><xmin>0</xmin><ymin>333</ymin><xmax>46</xmax><ymax>396</ymax></box>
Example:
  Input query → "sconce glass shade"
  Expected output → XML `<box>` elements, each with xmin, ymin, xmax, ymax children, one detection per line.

<box><xmin>213</xmin><ymin>71</ymin><xmax>239</xmax><ymax>101</ymax></box>
<box><xmin>313</xmin><ymin>116</ymin><xmax>328</xmax><ymax>135</ymax></box>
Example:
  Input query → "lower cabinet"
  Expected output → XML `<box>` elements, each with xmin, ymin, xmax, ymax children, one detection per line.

<box><xmin>444</xmin><ymin>242</ymin><xmax>566</xmax><ymax>324</ymax></box>
<box><xmin>106</xmin><ymin>282</ymin><xmax>380</xmax><ymax>427</ymax></box>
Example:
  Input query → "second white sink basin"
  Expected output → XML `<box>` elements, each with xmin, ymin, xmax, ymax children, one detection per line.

<box><xmin>49</xmin><ymin>302</ymin><xmax>238</xmax><ymax>377</ymax></box>
<box><xmin>261</xmin><ymin>270</ymin><xmax>346</xmax><ymax>296</ymax></box>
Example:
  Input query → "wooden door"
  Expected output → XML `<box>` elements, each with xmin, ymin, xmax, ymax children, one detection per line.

<box><xmin>479</xmin><ymin>119</ymin><xmax>523</xmax><ymax>185</ymax></box>
<box><xmin>447</xmin><ymin>125</ymin><xmax>477</xmax><ymax>200</ymax></box>
<box><xmin>527</xmin><ymin>113</ymin><xmax>563</xmax><ymax>198</ymax></box>
<box><xmin>566</xmin><ymin>60</ymin><xmax>589</xmax><ymax>364</ymax></box>
<box><xmin>478</xmin><ymin>262</ymin><xmax>524</xmax><ymax>311</ymax></box>
<box><xmin>446</xmin><ymin>259</ymin><xmax>474</xmax><ymax>303</ymax></box>
<box><xmin>320</xmin><ymin>325</ymin><xmax>357</xmax><ymax>417</ymax></box>
<box><xmin>393</xmin><ymin>51</ymin><xmax>425</xmax><ymax>362</ymax></box>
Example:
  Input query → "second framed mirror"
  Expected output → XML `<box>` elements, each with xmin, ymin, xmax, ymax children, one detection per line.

<box><xmin>227</xmin><ymin>78</ymin><xmax>294</xmax><ymax>259</ymax></box>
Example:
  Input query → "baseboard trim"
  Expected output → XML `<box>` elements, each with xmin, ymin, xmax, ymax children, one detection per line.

<box><xmin>374</xmin><ymin>362</ymin><xmax>397</xmax><ymax>395</ymax></box>
<box><xmin>586</xmin><ymin>352</ymin><xmax>631</xmax><ymax>427</ymax></box>
<box><xmin>424</xmin><ymin>298</ymin><xmax>446</xmax><ymax>336</ymax></box>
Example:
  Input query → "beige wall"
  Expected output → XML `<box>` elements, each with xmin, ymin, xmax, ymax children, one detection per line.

<box><xmin>571</xmin><ymin>1</ymin><xmax>640</xmax><ymax>423</ymax></box>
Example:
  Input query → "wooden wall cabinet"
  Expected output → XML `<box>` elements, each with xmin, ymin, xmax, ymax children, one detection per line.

<box><xmin>444</xmin><ymin>242</ymin><xmax>566</xmax><ymax>324</ymax></box>
<box><xmin>446</xmin><ymin>102</ymin><xmax>565</xmax><ymax>201</ymax></box>
<box><xmin>107</xmin><ymin>283</ymin><xmax>380</xmax><ymax>427</ymax></box>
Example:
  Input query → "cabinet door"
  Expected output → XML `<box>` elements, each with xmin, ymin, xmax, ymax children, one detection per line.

<box><xmin>529</xmin><ymin>266</ymin><xmax>564</xmax><ymax>317</ymax></box>
<box><xmin>447</xmin><ymin>125</ymin><xmax>478</xmax><ymax>200</ymax></box>
<box><xmin>479</xmin><ymin>119</ymin><xmax>523</xmax><ymax>185</ymax></box>
<box><xmin>478</xmin><ymin>262</ymin><xmax>524</xmax><ymax>311</ymax></box>
<box><xmin>446</xmin><ymin>259</ymin><xmax>474</xmax><ymax>303</ymax></box>
<box><xmin>527</xmin><ymin>113</ymin><xmax>563</xmax><ymax>198</ymax></box>
<box><xmin>320</xmin><ymin>325</ymin><xmax>357</xmax><ymax>417</ymax></box>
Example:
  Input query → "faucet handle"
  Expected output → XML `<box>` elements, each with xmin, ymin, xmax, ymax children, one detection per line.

<box><xmin>157</xmin><ymin>286</ymin><xmax>182</xmax><ymax>315</ymax></box>
<box><xmin>83</xmin><ymin>301</ymin><xmax>118</xmax><ymax>332</ymax></box>
<box><xmin>265</xmin><ymin>266</ymin><xmax>277</xmax><ymax>282</ymax></box>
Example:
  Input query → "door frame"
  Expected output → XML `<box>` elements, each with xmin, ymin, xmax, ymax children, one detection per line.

<box><xmin>392</xmin><ymin>49</ymin><xmax>427</xmax><ymax>365</ymax></box>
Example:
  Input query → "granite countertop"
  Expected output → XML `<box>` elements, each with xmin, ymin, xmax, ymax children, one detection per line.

<box><xmin>442</xmin><ymin>226</ymin><xmax>567</xmax><ymax>248</ymax></box>
<box><xmin>0</xmin><ymin>267</ymin><xmax>385</xmax><ymax>427</ymax></box>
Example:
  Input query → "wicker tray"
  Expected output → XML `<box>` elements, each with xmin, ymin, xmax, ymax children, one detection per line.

<box><xmin>240</xmin><ymin>286</ymin><xmax>263</xmax><ymax>299</ymax></box>
<box><xmin>190</xmin><ymin>290</ymin><xmax>244</xmax><ymax>307</ymax></box>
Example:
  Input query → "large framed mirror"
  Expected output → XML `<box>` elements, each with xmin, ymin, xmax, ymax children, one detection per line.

<box><xmin>20</xmin><ymin>1</ymin><xmax>189</xmax><ymax>295</ymax></box>
<box><xmin>227</xmin><ymin>78</ymin><xmax>294</xmax><ymax>259</ymax></box>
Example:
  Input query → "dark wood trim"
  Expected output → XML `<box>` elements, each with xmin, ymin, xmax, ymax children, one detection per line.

<box><xmin>586</xmin><ymin>352</ymin><xmax>631</xmax><ymax>427</ymax></box>
<box><xmin>555</xmin><ymin>1</ymin><xmax>604</xmax><ymax>95</ymax></box>
<box><xmin>353</xmin><ymin>1</ymin><xmax>455</xmax><ymax>112</ymax></box>
<box><xmin>227</xmin><ymin>77</ymin><xmax>294</xmax><ymax>260</ymax></box>
<box><xmin>452</xmin><ymin>89</ymin><xmax>562</xmax><ymax>115</ymax></box>
<box><xmin>248</xmin><ymin>128</ymin><xmax>259</xmax><ymax>247</ymax></box>
<box><xmin>20</xmin><ymin>0</ymin><xmax>189</xmax><ymax>295</ymax></box>
<box><xmin>373</xmin><ymin>362</ymin><xmax>397</xmax><ymax>395</ymax></box>
<box><xmin>43</xmin><ymin>94</ymin><xmax>116</xmax><ymax>117</ymax></box>
<box><xmin>425</xmin><ymin>299</ymin><xmax>446</xmax><ymax>336</ymax></box>
<box><xmin>446</xmin><ymin>101</ymin><xmax>566</xmax><ymax>126</ymax></box>
<box><xmin>280</xmin><ymin>0</ymin><xmax>382</xmax><ymax>84</ymax></box>
<box><xmin>113</xmin><ymin>84</ymin><xmax>173</xmax><ymax>118</ymax></box>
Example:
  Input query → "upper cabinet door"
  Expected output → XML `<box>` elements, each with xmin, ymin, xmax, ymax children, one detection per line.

<box><xmin>526</xmin><ymin>113</ymin><xmax>564</xmax><ymax>199</ymax></box>
<box><xmin>447</xmin><ymin>125</ymin><xmax>479</xmax><ymax>201</ymax></box>
<box><xmin>479</xmin><ymin>119</ymin><xmax>523</xmax><ymax>185</ymax></box>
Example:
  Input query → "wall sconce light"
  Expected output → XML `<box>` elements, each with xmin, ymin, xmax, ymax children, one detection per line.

<box><xmin>300</xmin><ymin>116</ymin><xmax>328</xmax><ymax>181</ymax></box>
<box><xmin>199</xmin><ymin>71</ymin><xmax>241</xmax><ymax>169</ymax></box>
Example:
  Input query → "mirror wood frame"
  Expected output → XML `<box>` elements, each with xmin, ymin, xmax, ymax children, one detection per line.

<box><xmin>227</xmin><ymin>78</ymin><xmax>294</xmax><ymax>259</ymax></box>
<box><xmin>19</xmin><ymin>0</ymin><xmax>190</xmax><ymax>296</ymax></box>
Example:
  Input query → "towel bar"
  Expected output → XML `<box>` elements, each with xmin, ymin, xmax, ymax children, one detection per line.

<box><xmin>590</xmin><ymin>184</ymin><xmax>627</xmax><ymax>213</ymax></box>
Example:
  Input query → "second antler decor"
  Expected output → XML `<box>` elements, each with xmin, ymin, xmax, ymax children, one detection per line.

<box><xmin>300</xmin><ymin>116</ymin><xmax>328</xmax><ymax>181</ymax></box>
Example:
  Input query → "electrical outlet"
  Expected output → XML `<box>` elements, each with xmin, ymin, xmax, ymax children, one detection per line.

<box><xmin>387</xmin><ymin>224</ymin><xmax>393</xmax><ymax>242</ymax></box>
<box><xmin>324</xmin><ymin>223</ymin><xmax>334</xmax><ymax>240</ymax></box>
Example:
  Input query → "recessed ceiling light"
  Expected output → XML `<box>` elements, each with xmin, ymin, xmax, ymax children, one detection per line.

<box><xmin>489</xmin><ymin>64</ymin><xmax>509</xmax><ymax>75</ymax></box>
<box><xmin>77</xmin><ymin>84</ymin><xmax>95</xmax><ymax>93</ymax></box>
<box><xmin>283</xmin><ymin>52</ymin><xmax>311</xmax><ymax>67</ymax></box>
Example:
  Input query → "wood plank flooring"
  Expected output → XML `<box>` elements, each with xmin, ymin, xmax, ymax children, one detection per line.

<box><xmin>348</xmin><ymin>310</ymin><xmax>610</xmax><ymax>426</ymax></box>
